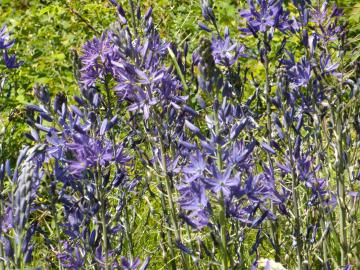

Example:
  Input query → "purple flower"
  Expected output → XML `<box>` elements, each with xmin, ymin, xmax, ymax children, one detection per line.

<box><xmin>120</xmin><ymin>256</ymin><xmax>150</xmax><ymax>270</ymax></box>
<box><xmin>104</xmin><ymin>25</ymin><xmax>185</xmax><ymax>120</ymax></box>
<box><xmin>204</xmin><ymin>167</ymin><xmax>240</xmax><ymax>198</ymax></box>
<box><xmin>57</xmin><ymin>242</ymin><xmax>84</xmax><ymax>269</ymax></box>
<box><xmin>3</xmin><ymin>51</ymin><xmax>23</xmax><ymax>69</ymax></box>
<box><xmin>282</xmin><ymin>53</ymin><xmax>311</xmax><ymax>88</ymax></box>
<box><xmin>177</xmin><ymin>181</ymin><xmax>210</xmax><ymax>229</ymax></box>
<box><xmin>228</xmin><ymin>140</ymin><xmax>256</xmax><ymax>169</ymax></box>
<box><xmin>310</xmin><ymin>2</ymin><xmax>344</xmax><ymax>43</ymax></box>
<box><xmin>1</xmin><ymin>207</ymin><xmax>13</xmax><ymax>233</ymax></box>
<box><xmin>80</xmin><ymin>32</ymin><xmax>113</xmax><ymax>86</ymax></box>
<box><xmin>0</xmin><ymin>25</ymin><xmax>15</xmax><ymax>50</ymax></box>
<box><xmin>239</xmin><ymin>0</ymin><xmax>293</xmax><ymax>34</ymax></box>
<box><xmin>182</xmin><ymin>151</ymin><xmax>206</xmax><ymax>182</ymax></box>
<box><xmin>66</xmin><ymin>139</ymin><xmax>128</xmax><ymax>176</ymax></box>
<box><xmin>200</xmin><ymin>0</ymin><xmax>216</xmax><ymax>22</ymax></box>
<box><xmin>319</xmin><ymin>53</ymin><xmax>339</xmax><ymax>75</ymax></box>
<box><xmin>211</xmin><ymin>27</ymin><xmax>245</xmax><ymax>67</ymax></box>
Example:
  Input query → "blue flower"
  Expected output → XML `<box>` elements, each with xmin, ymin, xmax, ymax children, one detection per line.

<box><xmin>281</xmin><ymin>52</ymin><xmax>311</xmax><ymax>88</ymax></box>
<box><xmin>204</xmin><ymin>166</ymin><xmax>240</xmax><ymax>198</ymax></box>
<box><xmin>80</xmin><ymin>32</ymin><xmax>113</xmax><ymax>86</ymax></box>
<box><xmin>0</xmin><ymin>25</ymin><xmax>15</xmax><ymax>50</ymax></box>
<box><xmin>3</xmin><ymin>51</ymin><xmax>23</xmax><ymax>69</ymax></box>
<box><xmin>239</xmin><ymin>0</ymin><xmax>293</xmax><ymax>34</ymax></box>
<box><xmin>211</xmin><ymin>27</ymin><xmax>245</xmax><ymax>67</ymax></box>
<box><xmin>177</xmin><ymin>181</ymin><xmax>210</xmax><ymax>229</ymax></box>
<box><xmin>182</xmin><ymin>151</ymin><xmax>206</xmax><ymax>182</ymax></box>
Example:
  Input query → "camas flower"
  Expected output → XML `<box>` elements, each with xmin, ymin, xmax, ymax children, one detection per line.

<box><xmin>0</xmin><ymin>25</ymin><xmax>15</xmax><ymax>50</ymax></box>
<box><xmin>204</xmin><ymin>166</ymin><xmax>240</xmax><ymax>198</ymax></box>
<box><xmin>80</xmin><ymin>32</ymin><xmax>114</xmax><ymax>86</ymax></box>
<box><xmin>239</xmin><ymin>0</ymin><xmax>293</xmax><ymax>34</ymax></box>
<box><xmin>177</xmin><ymin>181</ymin><xmax>210</xmax><ymax>229</ymax></box>
<box><xmin>182</xmin><ymin>150</ymin><xmax>206</xmax><ymax>182</ymax></box>
<box><xmin>120</xmin><ymin>256</ymin><xmax>150</xmax><ymax>270</ymax></box>
<box><xmin>319</xmin><ymin>53</ymin><xmax>339</xmax><ymax>75</ymax></box>
<box><xmin>310</xmin><ymin>2</ymin><xmax>344</xmax><ymax>43</ymax></box>
<box><xmin>3</xmin><ymin>51</ymin><xmax>23</xmax><ymax>69</ymax></box>
<box><xmin>281</xmin><ymin>52</ymin><xmax>311</xmax><ymax>88</ymax></box>
<box><xmin>211</xmin><ymin>27</ymin><xmax>245</xmax><ymax>67</ymax></box>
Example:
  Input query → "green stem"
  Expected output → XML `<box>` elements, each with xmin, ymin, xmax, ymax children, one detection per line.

<box><xmin>45</xmin><ymin>164</ymin><xmax>63</xmax><ymax>270</ymax></box>
<box><xmin>313</xmin><ymin>104</ymin><xmax>329</xmax><ymax>267</ymax></box>
<box><xmin>52</xmin><ymin>194</ymin><xmax>63</xmax><ymax>270</ymax></box>
<box><xmin>159</xmin><ymin>181</ymin><xmax>176</xmax><ymax>270</ymax></box>
<box><xmin>213</xmin><ymin>91</ymin><xmax>232</xmax><ymax>270</ymax></box>
<box><xmin>0</xmin><ymin>176</ymin><xmax>4</xmax><ymax>270</ymax></box>
<box><xmin>263</xmin><ymin>38</ymin><xmax>281</xmax><ymax>261</ymax></box>
<box><xmin>158</xmin><ymin>132</ymin><xmax>189</xmax><ymax>269</ymax></box>
<box><xmin>104</xmin><ymin>77</ymin><xmax>113</xmax><ymax>118</ymax></box>
<box><xmin>101</xmin><ymin>196</ymin><xmax>109</xmax><ymax>270</ymax></box>
<box><xmin>15</xmin><ymin>226</ymin><xmax>24</xmax><ymax>270</ymax></box>
<box><xmin>97</xmin><ymin>165</ymin><xmax>109</xmax><ymax>270</ymax></box>
<box><xmin>0</xmin><ymin>246</ymin><xmax>3</xmax><ymax>270</ymax></box>
<box><xmin>124</xmin><ymin>197</ymin><xmax>134</xmax><ymax>258</ymax></box>
<box><xmin>285</xmin><ymin>119</ymin><xmax>303</xmax><ymax>270</ymax></box>
<box><xmin>219</xmin><ymin>191</ymin><xmax>228</xmax><ymax>270</ymax></box>
<box><xmin>334</xmin><ymin>107</ymin><xmax>347</xmax><ymax>266</ymax></box>
<box><xmin>144</xmin><ymin>137</ymin><xmax>175</xmax><ymax>270</ymax></box>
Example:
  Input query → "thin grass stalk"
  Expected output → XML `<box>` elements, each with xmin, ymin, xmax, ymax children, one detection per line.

<box><xmin>167</xmin><ymin>48</ymin><xmax>188</xmax><ymax>92</ymax></box>
<box><xmin>0</xmin><ymin>244</ymin><xmax>3</xmax><ymax>270</ymax></box>
<box><xmin>158</xmin><ymin>178</ymin><xmax>176</xmax><ymax>270</ymax></box>
<box><xmin>161</xmin><ymin>187</ymin><xmax>177</xmax><ymax>270</ymax></box>
<box><xmin>15</xmin><ymin>234</ymin><xmax>24</xmax><ymax>270</ymax></box>
<box><xmin>41</xmin><ymin>161</ymin><xmax>64</xmax><ymax>270</ymax></box>
<box><xmin>332</xmin><ymin>41</ymin><xmax>348</xmax><ymax>265</ymax></box>
<box><xmin>50</xmin><ymin>175</ymin><xmax>63</xmax><ymax>270</ymax></box>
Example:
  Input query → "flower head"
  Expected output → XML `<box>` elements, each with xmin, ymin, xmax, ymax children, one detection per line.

<box><xmin>240</xmin><ymin>0</ymin><xmax>293</xmax><ymax>34</ymax></box>
<box><xmin>211</xmin><ymin>27</ymin><xmax>245</xmax><ymax>67</ymax></box>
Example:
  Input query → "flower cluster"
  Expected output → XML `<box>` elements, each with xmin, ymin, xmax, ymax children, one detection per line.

<box><xmin>0</xmin><ymin>0</ymin><xmax>358</xmax><ymax>269</ymax></box>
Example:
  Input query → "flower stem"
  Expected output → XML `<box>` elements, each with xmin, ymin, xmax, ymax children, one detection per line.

<box><xmin>213</xmin><ymin>92</ymin><xmax>232</xmax><ymax>270</ymax></box>
<box><xmin>334</xmin><ymin>107</ymin><xmax>347</xmax><ymax>266</ymax></box>
<box><xmin>263</xmin><ymin>35</ymin><xmax>280</xmax><ymax>261</ymax></box>
<box><xmin>219</xmin><ymin>191</ymin><xmax>228</xmax><ymax>270</ymax></box>
<box><xmin>97</xmin><ymin>164</ymin><xmax>109</xmax><ymax>270</ymax></box>
<box><xmin>158</xmin><ymin>131</ymin><xmax>189</xmax><ymax>269</ymax></box>
<box><xmin>124</xmin><ymin>197</ymin><xmax>134</xmax><ymax>258</ymax></box>
<box><xmin>287</xmin><ymin>132</ymin><xmax>303</xmax><ymax>270</ymax></box>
